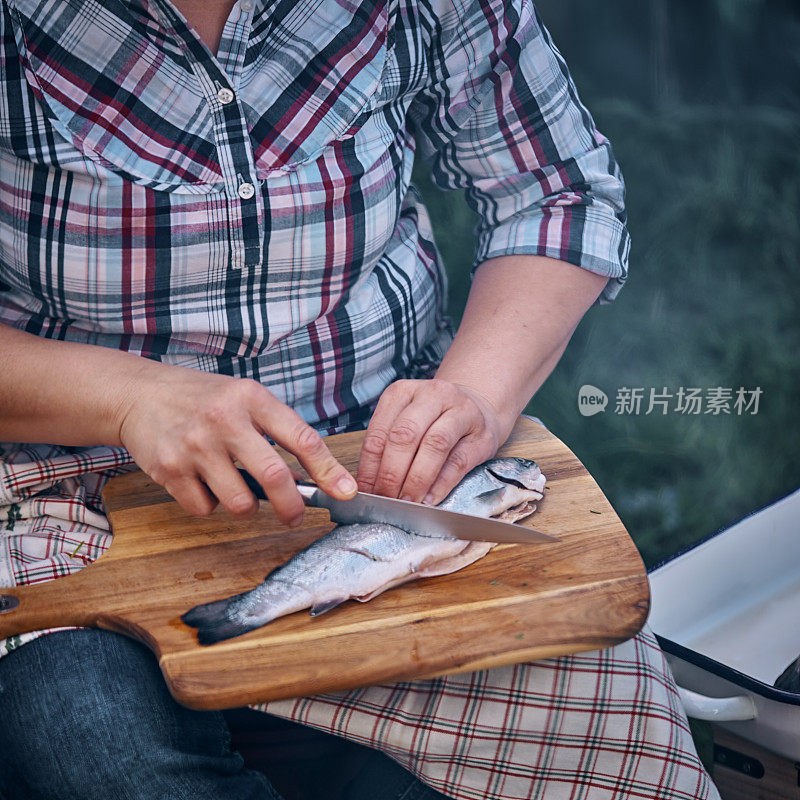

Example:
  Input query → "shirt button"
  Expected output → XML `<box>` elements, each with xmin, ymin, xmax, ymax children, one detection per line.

<box><xmin>239</xmin><ymin>0</ymin><xmax>254</xmax><ymax>11</ymax></box>
<box><xmin>217</xmin><ymin>87</ymin><xmax>234</xmax><ymax>105</ymax></box>
<box><xmin>237</xmin><ymin>182</ymin><xmax>255</xmax><ymax>200</ymax></box>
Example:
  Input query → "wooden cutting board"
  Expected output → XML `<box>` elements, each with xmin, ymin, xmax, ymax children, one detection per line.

<box><xmin>0</xmin><ymin>417</ymin><xmax>649</xmax><ymax>710</ymax></box>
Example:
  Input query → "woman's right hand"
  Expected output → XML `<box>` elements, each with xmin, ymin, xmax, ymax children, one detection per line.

<box><xmin>117</xmin><ymin>363</ymin><xmax>357</xmax><ymax>525</ymax></box>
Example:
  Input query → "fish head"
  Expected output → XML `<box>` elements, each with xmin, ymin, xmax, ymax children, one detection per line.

<box><xmin>484</xmin><ymin>457</ymin><xmax>544</xmax><ymax>491</ymax></box>
<box><xmin>438</xmin><ymin>457</ymin><xmax>546</xmax><ymax>522</ymax></box>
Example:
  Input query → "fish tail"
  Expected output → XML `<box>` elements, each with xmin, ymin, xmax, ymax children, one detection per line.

<box><xmin>181</xmin><ymin>592</ymin><xmax>258</xmax><ymax>646</ymax></box>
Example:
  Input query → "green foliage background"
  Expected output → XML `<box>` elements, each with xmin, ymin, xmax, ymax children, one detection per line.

<box><xmin>412</xmin><ymin>0</ymin><xmax>800</xmax><ymax>568</ymax></box>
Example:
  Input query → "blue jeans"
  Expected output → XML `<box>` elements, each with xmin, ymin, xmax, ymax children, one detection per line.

<box><xmin>0</xmin><ymin>629</ymin><xmax>449</xmax><ymax>800</ymax></box>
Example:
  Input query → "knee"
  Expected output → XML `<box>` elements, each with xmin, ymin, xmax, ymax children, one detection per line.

<box><xmin>0</xmin><ymin>633</ymin><xmax>134</xmax><ymax>797</ymax></box>
<box><xmin>0</xmin><ymin>691</ymin><xmax>109</xmax><ymax>798</ymax></box>
<box><xmin>0</xmin><ymin>630</ymin><xmax>253</xmax><ymax>800</ymax></box>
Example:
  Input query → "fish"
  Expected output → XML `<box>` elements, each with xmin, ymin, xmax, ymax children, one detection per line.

<box><xmin>181</xmin><ymin>457</ymin><xmax>546</xmax><ymax>645</ymax></box>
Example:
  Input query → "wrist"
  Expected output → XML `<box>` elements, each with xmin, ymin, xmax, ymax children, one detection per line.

<box><xmin>106</xmin><ymin>354</ymin><xmax>167</xmax><ymax>447</ymax></box>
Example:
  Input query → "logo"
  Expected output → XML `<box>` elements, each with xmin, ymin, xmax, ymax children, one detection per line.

<box><xmin>576</xmin><ymin>385</ymin><xmax>762</xmax><ymax>417</ymax></box>
<box><xmin>578</xmin><ymin>384</ymin><xmax>608</xmax><ymax>416</ymax></box>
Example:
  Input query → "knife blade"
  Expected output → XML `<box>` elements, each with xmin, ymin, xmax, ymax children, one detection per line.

<box><xmin>237</xmin><ymin>470</ymin><xmax>559</xmax><ymax>545</ymax></box>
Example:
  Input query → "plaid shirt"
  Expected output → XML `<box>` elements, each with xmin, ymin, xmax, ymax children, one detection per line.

<box><xmin>0</xmin><ymin>0</ymin><xmax>628</xmax><ymax>433</ymax></box>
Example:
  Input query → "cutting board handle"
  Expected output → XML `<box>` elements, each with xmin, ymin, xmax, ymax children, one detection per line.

<box><xmin>0</xmin><ymin>573</ymin><xmax>99</xmax><ymax>639</ymax></box>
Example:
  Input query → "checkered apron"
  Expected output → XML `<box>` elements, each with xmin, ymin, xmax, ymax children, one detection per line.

<box><xmin>0</xmin><ymin>445</ymin><xmax>719</xmax><ymax>800</ymax></box>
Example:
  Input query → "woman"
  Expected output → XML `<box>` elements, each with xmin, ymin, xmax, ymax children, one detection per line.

<box><xmin>0</xmin><ymin>0</ymin><xmax>719</xmax><ymax>797</ymax></box>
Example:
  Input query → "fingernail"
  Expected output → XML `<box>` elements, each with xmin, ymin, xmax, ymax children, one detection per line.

<box><xmin>423</xmin><ymin>492</ymin><xmax>435</xmax><ymax>505</ymax></box>
<box><xmin>338</xmin><ymin>475</ymin><xmax>358</xmax><ymax>496</ymax></box>
<box><xmin>289</xmin><ymin>514</ymin><xmax>304</xmax><ymax>528</ymax></box>
<box><xmin>400</xmin><ymin>494</ymin><xmax>412</xmax><ymax>502</ymax></box>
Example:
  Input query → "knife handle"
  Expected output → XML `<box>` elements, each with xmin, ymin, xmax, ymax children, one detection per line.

<box><xmin>296</xmin><ymin>482</ymin><xmax>325</xmax><ymax>507</ymax></box>
<box><xmin>236</xmin><ymin>469</ymin><xmax>326</xmax><ymax>508</ymax></box>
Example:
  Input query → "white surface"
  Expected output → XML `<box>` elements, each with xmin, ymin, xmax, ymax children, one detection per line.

<box><xmin>237</xmin><ymin>182</ymin><xmax>255</xmax><ymax>200</ymax></box>
<box><xmin>684</xmin><ymin>575</ymin><xmax>800</xmax><ymax>683</ymax></box>
<box><xmin>676</xmin><ymin>687</ymin><xmax>756</xmax><ymax>721</ymax></box>
<box><xmin>650</xmin><ymin>488</ymin><xmax>800</xmax><ymax>757</ymax></box>
<box><xmin>649</xmin><ymin>488</ymin><xmax>800</xmax><ymax>683</ymax></box>
<box><xmin>217</xmin><ymin>88</ymin><xmax>235</xmax><ymax>105</ymax></box>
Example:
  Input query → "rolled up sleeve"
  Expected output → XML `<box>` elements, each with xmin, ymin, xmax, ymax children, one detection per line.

<box><xmin>408</xmin><ymin>0</ymin><xmax>630</xmax><ymax>303</ymax></box>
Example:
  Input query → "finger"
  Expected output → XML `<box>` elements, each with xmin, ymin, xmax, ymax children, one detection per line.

<box><xmin>371</xmin><ymin>395</ymin><xmax>448</xmax><ymax>499</ymax></box>
<box><xmin>241</xmin><ymin>459</ymin><xmax>303</xmax><ymax>483</ymax></box>
<box><xmin>250</xmin><ymin>396</ymin><xmax>356</xmax><ymax>500</ymax></box>
<box><xmin>421</xmin><ymin>435</ymin><xmax>495</xmax><ymax>507</ymax></box>
<box><xmin>163</xmin><ymin>476</ymin><xmax>219</xmax><ymax>518</ymax></box>
<box><xmin>230</xmin><ymin>435</ymin><xmax>306</xmax><ymax>526</ymax></box>
<box><xmin>198</xmin><ymin>457</ymin><xmax>261</xmax><ymax>520</ymax></box>
<box><xmin>357</xmin><ymin>384</ymin><xmax>413</xmax><ymax>493</ymax></box>
<box><xmin>397</xmin><ymin>409</ymin><xmax>475</xmax><ymax>503</ymax></box>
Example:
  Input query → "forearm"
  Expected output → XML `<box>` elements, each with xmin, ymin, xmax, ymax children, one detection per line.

<box><xmin>435</xmin><ymin>255</ymin><xmax>609</xmax><ymax>433</ymax></box>
<box><xmin>0</xmin><ymin>322</ymin><xmax>156</xmax><ymax>446</ymax></box>
<box><xmin>0</xmin><ymin>322</ymin><xmax>356</xmax><ymax>522</ymax></box>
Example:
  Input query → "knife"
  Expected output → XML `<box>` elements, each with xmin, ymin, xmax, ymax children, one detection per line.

<box><xmin>237</xmin><ymin>469</ymin><xmax>559</xmax><ymax>545</ymax></box>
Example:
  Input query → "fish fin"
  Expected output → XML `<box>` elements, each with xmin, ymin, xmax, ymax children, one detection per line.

<box><xmin>474</xmin><ymin>487</ymin><xmax>507</xmax><ymax>502</ymax></box>
<box><xmin>356</xmin><ymin>588</ymin><xmax>385</xmax><ymax>602</ymax></box>
<box><xmin>309</xmin><ymin>597</ymin><xmax>347</xmax><ymax>617</ymax></box>
<box><xmin>470</xmin><ymin>487</ymin><xmax>511</xmax><ymax>517</ymax></box>
<box><xmin>356</xmin><ymin>580</ymin><xmax>411</xmax><ymax>602</ymax></box>
<box><xmin>181</xmin><ymin>592</ymin><xmax>257</xmax><ymax>646</ymax></box>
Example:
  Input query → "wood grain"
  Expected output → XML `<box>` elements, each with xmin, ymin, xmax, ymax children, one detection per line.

<box><xmin>0</xmin><ymin>418</ymin><xmax>649</xmax><ymax>710</ymax></box>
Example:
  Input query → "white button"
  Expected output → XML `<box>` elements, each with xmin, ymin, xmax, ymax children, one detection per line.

<box><xmin>239</xmin><ymin>0</ymin><xmax>254</xmax><ymax>11</ymax></box>
<box><xmin>237</xmin><ymin>182</ymin><xmax>255</xmax><ymax>200</ymax></box>
<box><xmin>217</xmin><ymin>87</ymin><xmax>234</xmax><ymax>105</ymax></box>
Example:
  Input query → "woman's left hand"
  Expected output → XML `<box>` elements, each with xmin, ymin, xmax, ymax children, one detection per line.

<box><xmin>356</xmin><ymin>378</ymin><xmax>512</xmax><ymax>506</ymax></box>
